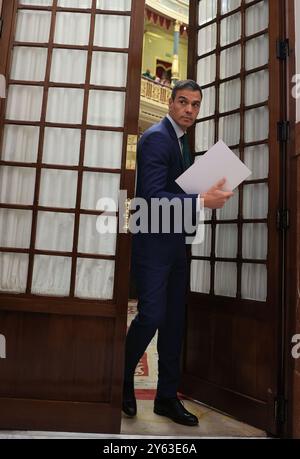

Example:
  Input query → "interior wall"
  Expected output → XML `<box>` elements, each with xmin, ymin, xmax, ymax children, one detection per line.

<box><xmin>142</xmin><ymin>23</ymin><xmax>188</xmax><ymax>80</ymax></box>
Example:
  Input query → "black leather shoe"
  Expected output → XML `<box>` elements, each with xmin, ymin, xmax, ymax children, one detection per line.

<box><xmin>122</xmin><ymin>382</ymin><xmax>137</xmax><ymax>417</ymax></box>
<box><xmin>154</xmin><ymin>397</ymin><xmax>198</xmax><ymax>426</ymax></box>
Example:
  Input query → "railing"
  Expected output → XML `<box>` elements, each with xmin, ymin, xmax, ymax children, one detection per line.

<box><xmin>141</xmin><ymin>76</ymin><xmax>172</xmax><ymax>105</ymax></box>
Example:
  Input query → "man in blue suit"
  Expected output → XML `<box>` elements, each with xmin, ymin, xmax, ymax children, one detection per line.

<box><xmin>123</xmin><ymin>80</ymin><xmax>233</xmax><ymax>426</ymax></box>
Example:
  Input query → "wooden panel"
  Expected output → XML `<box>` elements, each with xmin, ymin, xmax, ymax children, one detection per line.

<box><xmin>0</xmin><ymin>312</ymin><xmax>115</xmax><ymax>402</ymax></box>
<box><xmin>184</xmin><ymin>306</ymin><xmax>212</xmax><ymax>380</ymax></box>
<box><xmin>211</xmin><ymin>312</ymin><xmax>234</xmax><ymax>388</ymax></box>
<box><xmin>183</xmin><ymin>303</ymin><xmax>273</xmax><ymax>400</ymax></box>
<box><xmin>180</xmin><ymin>373</ymin><xmax>273</xmax><ymax>433</ymax></box>
<box><xmin>0</xmin><ymin>397</ymin><xmax>119</xmax><ymax>434</ymax></box>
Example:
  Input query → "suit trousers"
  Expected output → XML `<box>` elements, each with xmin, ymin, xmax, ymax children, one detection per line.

<box><xmin>124</xmin><ymin>234</ymin><xmax>188</xmax><ymax>399</ymax></box>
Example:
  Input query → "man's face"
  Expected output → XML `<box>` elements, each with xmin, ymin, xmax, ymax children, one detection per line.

<box><xmin>169</xmin><ymin>89</ymin><xmax>202</xmax><ymax>130</ymax></box>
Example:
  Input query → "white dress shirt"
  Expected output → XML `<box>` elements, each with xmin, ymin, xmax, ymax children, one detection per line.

<box><xmin>166</xmin><ymin>114</ymin><xmax>204</xmax><ymax>212</ymax></box>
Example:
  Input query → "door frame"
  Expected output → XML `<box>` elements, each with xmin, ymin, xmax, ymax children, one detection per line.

<box><xmin>284</xmin><ymin>0</ymin><xmax>299</xmax><ymax>439</ymax></box>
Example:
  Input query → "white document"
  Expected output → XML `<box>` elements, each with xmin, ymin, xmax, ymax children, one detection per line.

<box><xmin>176</xmin><ymin>139</ymin><xmax>252</xmax><ymax>194</ymax></box>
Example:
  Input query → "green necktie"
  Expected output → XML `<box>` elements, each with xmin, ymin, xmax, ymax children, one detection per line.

<box><xmin>180</xmin><ymin>134</ymin><xmax>192</xmax><ymax>170</ymax></box>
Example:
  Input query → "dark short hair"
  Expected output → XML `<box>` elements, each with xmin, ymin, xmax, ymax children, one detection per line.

<box><xmin>171</xmin><ymin>79</ymin><xmax>203</xmax><ymax>100</ymax></box>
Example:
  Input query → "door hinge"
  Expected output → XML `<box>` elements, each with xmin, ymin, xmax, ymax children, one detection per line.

<box><xmin>276</xmin><ymin>39</ymin><xmax>289</xmax><ymax>60</ymax></box>
<box><xmin>277</xmin><ymin>121</ymin><xmax>290</xmax><ymax>142</ymax></box>
<box><xmin>274</xmin><ymin>397</ymin><xmax>287</xmax><ymax>424</ymax></box>
<box><xmin>277</xmin><ymin>209</ymin><xmax>290</xmax><ymax>231</ymax></box>
<box><xmin>0</xmin><ymin>18</ymin><xmax>3</xmax><ymax>39</ymax></box>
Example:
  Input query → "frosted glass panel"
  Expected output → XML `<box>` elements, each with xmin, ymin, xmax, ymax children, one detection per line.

<box><xmin>245</xmin><ymin>71</ymin><xmax>269</xmax><ymax>105</ymax></box>
<box><xmin>81</xmin><ymin>172</ymin><xmax>120</xmax><ymax>210</ymax></box>
<box><xmin>241</xmin><ymin>263</ymin><xmax>267</xmax><ymax>301</ymax></box>
<box><xmin>20</xmin><ymin>0</ymin><xmax>52</xmax><ymax>4</ymax></box>
<box><xmin>191</xmin><ymin>224</ymin><xmax>212</xmax><ymax>257</ymax></box>
<box><xmin>46</xmin><ymin>88</ymin><xmax>84</xmax><ymax>124</ymax></box>
<box><xmin>221</xmin><ymin>0</ymin><xmax>241</xmax><ymax>14</ymax></box>
<box><xmin>11</xmin><ymin>47</ymin><xmax>47</xmax><ymax>81</ymax></box>
<box><xmin>97</xmin><ymin>0</ymin><xmax>132</xmax><ymax>10</ymax></box>
<box><xmin>219</xmin><ymin>79</ymin><xmax>241</xmax><ymax>112</ymax></box>
<box><xmin>198</xmin><ymin>0</ymin><xmax>217</xmax><ymax>25</ymax></box>
<box><xmin>58</xmin><ymin>0</ymin><xmax>92</xmax><ymax>7</ymax></box>
<box><xmin>220</xmin><ymin>13</ymin><xmax>241</xmax><ymax>46</ymax></box>
<box><xmin>243</xmin><ymin>184</ymin><xmax>268</xmax><ymax>219</ymax></box>
<box><xmin>90</xmin><ymin>52</ymin><xmax>128</xmax><ymax>87</ymax></box>
<box><xmin>0</xmin><ymin>167</ymin><xmax>36</xmax><ymax>205</ymax></box>
<box><xmin>198</xmin><ymin>24</ymin><xmax>217</xmax><ymax>55</ymax></box>
<box><xmin>0</xmin><ymin>253</ymin><xmax>29</xmax><ymax>293</ymax></box>
<box><xmin>32</xmin><ymin>255</ymin><xmax>71</xmax><ymax>296</ymax></box>
<box><xmin>78</xmin><ymin>215</ymin><xmax>117</xmax><ymax>256</ymax></box>
<box><xmin>199</xmin><ymin>86</ymin><xmax>215</xmax><ymax>118</ymax></box>
<box><xmin>245</xmin><ymin>107</ymin><xmax>269</xmax><ymax>142</ymax></box>
<box><xmin>54</xmin><ymin>13</ymin><xmax>91</xmax><ymax>46</ymax></box>
<box><xmin>246</xmin><ymin>1</ymin><xmax>269</xmax><ymax>36</ymax></box>
<box><xmin>215</xmin><ymin>262</ymin><xmax>237</xmax><ymax>297</ymax></box>
<box><xmin>204</xmin><ymin>208</ymin><xmax>213</xmax><ymax>221</ymax></box>
<box><xmin>190</xmin><ymin>260</ymin><xmax>210</xmax><ymax>293</ymax></box>
<box><xmin>84</xmin><ymin>131</ymin><xmax>123</xmax><ymax>169</ymax></box>
<box><xmin>244</xmin><ymin>145</ymin><xmax>269</xmax><ymax>180</ymax></box>
<box><xmin>220</xmin><ymin>45</ymin><xmax>241</xmax><ymax>78</ymax></box>
<box><xmin>15</xmin><ymin>10</ymin><xmax>51</xmax><ymax>43</ymax></box>
<box><xmin>243</xmin><ymin>223</ymin><xmax>268</xmax><ymax>259</ymax></box>
<box><xmin>0</xmin><ymin>209</ymin><xmax>32</xmax><ymax>248</ymax></box>
<box><xmin>197</xmin><ymin>54</ymin><xmax>216</xmax><ymax>85</ymax></box>
<box><xmin>216</xmin><ymin>189</ymin><xmax>239</xmax><ymax>220</ymax></box>
<box><xmin>75</xmin><ymin>258</ymin><xmax>115</xmax><ymax>299</ymax></box>
<box><xmin>6</xmin><ymin>85</ymin><xmax>43</xmax><ymax>121</ymax></box>
<box><xmin>87</xmin><ymin>91</ymin><xmax>125</xmax><ymax>127</ymax></box>
<box><xmin>94</xmin><ymin>15</ymin><xmax>130</xmax><ymax>48</ymax></box>
<box><xmin>39</xmin><ymin>169</ymin><xmax>78</xmax><ymax>208</ymax></box>
<box><xmin>43</xmin><ymin>128</ymin><xmax>81</xmax><ymax>166</ymax></box>
<box><xmin>219</xmin><ymin>114</ymin><xmax>240</xmax><ymax>145</ymax></box>
<box><xmin>215</xmin><ymin>224</ymin><xmax>238</xmax><ymax>258</ymax></box>
<box><xmin>36</xmin><ymin>212</ymin><xmax>75</xmax><ymax>252</ymax></box>
<box><xmin>245</xmin><ymin>35</ymin><xmax>269</xmax><ymax>70</ymax></box>
<box><xmin>50</xmin><ymin>49</ymin><xmax>88</xmax><ymax>84</ymax></box>
<box><xmin>1</xmin><ymin>126</ymin><xmax>39</xmax><ymax>163</ymax></box>
<box><xmin>195</xmin><ymin>120</ymin><xmax>215</xmax><ymax>151</ymax></box>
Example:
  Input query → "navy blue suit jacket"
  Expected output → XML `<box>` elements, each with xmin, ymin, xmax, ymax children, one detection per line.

<box><xmin>133</xmin><ymin>116</ymin><xmax>198</xmax><ymax>238</ymax></box>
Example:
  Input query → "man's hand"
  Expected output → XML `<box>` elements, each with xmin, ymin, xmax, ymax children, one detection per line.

<box><xmin>201</xmin><ymin>178</ymin><xmax>234</xmax><ymax>209</ymax></box>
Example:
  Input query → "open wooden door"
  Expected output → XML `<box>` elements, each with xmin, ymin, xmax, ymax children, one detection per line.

<box><xmin>0</xmin><ymin>0</ymin><xmax>144</xmax><ymax>434</ymax></box>
<box><xmin>181</xmin><ymin>0</ymin><xmax>288</xmax><ymax>434</ymax></box>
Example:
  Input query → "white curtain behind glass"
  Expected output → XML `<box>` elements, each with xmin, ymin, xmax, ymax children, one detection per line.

<box><xmin>0</xmin><ymin>5</ymin><xmax>130</xmax><ymax>299</ymax></box>
<box><xmin>193</xmin><ymin>0</ymin><xmax>269</xmax><ymax>301</ymax></box>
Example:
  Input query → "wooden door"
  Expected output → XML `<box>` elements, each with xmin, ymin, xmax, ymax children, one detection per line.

<box><xmin>0</xmin><ymin>0</ymin><xmax>144</xmax><ymax>434</ymax></box>
<box><xmin>181</xmin><ymin>0</ymin><xmax>287</xmax><ymax>434</ymax></box>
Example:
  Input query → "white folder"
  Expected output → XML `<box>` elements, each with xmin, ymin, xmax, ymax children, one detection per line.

<box><xmin>176</xmin><ymin>139</ymin><xmax>252</xmax><ymax>194</ymax></box>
